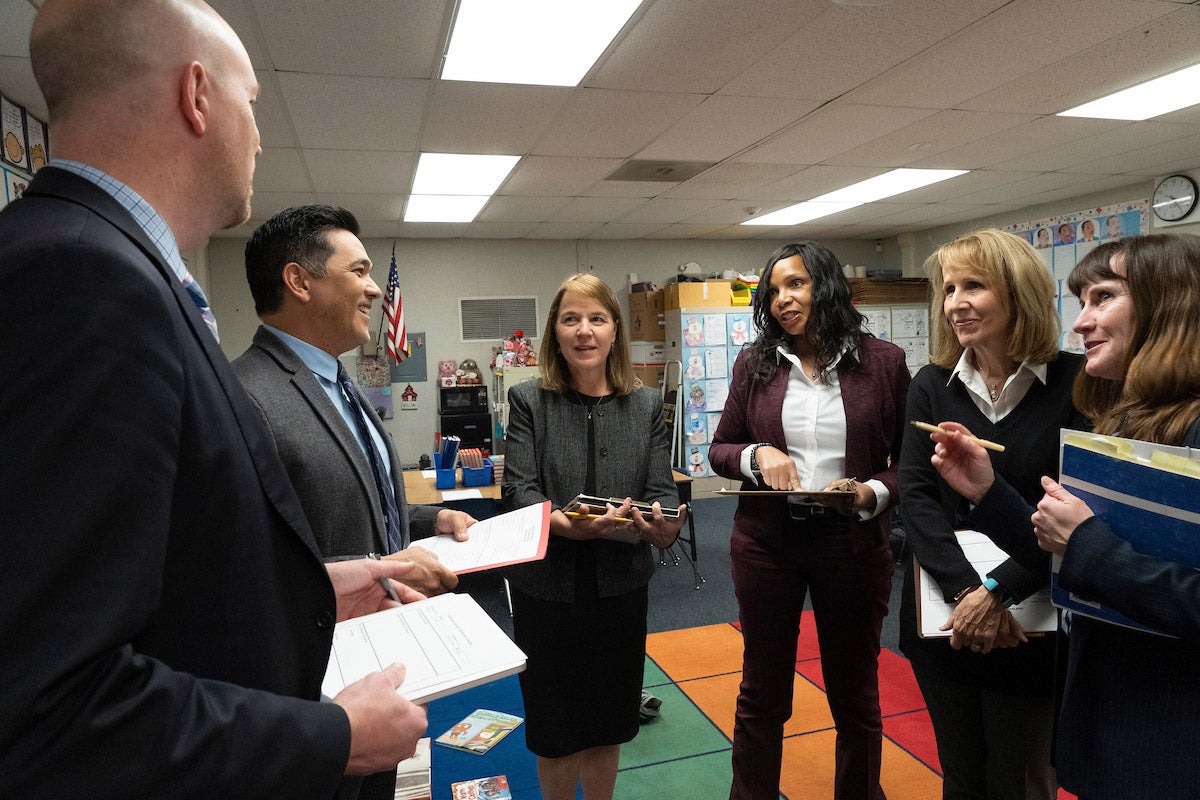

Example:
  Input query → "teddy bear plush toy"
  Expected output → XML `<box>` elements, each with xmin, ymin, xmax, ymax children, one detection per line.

<box><xmin>437</xmin><ymin>359</ymin><xmax>457</xmax><ymax>387</ymax></box>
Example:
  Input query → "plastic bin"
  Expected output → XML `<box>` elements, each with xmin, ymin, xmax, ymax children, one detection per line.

<box><xmin>432</xmin><ymin>453</ymin><xmax>457</xmax><ymax>489</ymax></box>
<box><xmin>462</xmin><ymin>458</ymin><xmax>494</xmax><ymax>487</ymax></box>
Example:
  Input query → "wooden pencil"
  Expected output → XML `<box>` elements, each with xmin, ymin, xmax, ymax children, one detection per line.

<box><xmin>910</xmin><ymin>420</ymin><xmax>1006</xmax><ymax>453</ymax></box>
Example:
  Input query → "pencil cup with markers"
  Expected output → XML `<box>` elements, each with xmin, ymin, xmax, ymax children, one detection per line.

<box><xmin>432</xmin><ymin>452</ymin><xmax>457</xmax><ymax>489</ymax></box>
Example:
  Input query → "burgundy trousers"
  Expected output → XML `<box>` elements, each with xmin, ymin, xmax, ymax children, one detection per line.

<box><xmin>729</xmin><ymin>521</ymin><xmax>893</xmax><ymax>800</ymax></box>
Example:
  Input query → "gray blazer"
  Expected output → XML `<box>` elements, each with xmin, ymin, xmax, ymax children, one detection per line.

<box><xmin>502</xmin><ymin>378</ymin><xmax>679</xmax><ymax>601</ymax></box>
<box><xmin>232</xmin><ymin>326</ymin><xmax>438</xmax><ymax>558</ymax></box>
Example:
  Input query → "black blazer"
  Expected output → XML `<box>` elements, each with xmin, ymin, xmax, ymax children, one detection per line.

<box><xmin>0</xmin><ymin>168</ymin><xmax>349</xmax><ymax>797</ymax></box>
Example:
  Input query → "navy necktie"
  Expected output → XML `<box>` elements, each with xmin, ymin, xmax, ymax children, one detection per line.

<box><xmin>337</xmin><ymin>363</ymin><xmax>404</xmax><ymax>553</ymax></box>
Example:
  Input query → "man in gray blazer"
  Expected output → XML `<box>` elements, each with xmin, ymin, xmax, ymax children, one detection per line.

<box><xmin>233</xmin><ymin>205</ymin><xmax>475</xmax><ymax>598</ymax></box>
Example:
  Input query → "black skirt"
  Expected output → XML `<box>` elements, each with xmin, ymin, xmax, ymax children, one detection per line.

<box><xmin>509</xmin><ymin>542</ymin><xmax>649</xmax><ymax>758</ymax></box>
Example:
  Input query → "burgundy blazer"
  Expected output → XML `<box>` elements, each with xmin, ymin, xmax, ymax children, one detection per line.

<box><xmin>709</xmin><ymin>335</ymin><xmax>911</xmax><ymax>547</ymax></box>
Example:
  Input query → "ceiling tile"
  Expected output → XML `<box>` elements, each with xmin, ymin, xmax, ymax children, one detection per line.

<box><xmin>525</xmin><ymin>221</ymin><xmax>605</xmax><ymax>239</ymax></box>
<box><xmin>738</xmin><ymin>104</ymin><xmax>938</xmax><ymax>165</ymax></box>
<box><xmin>478</xmin><ymin>196</ymin><xmax>572</xmax><ymax>223</ymax></box>
<box><xmin>991</xmin><ymin>120</ymin><xmax>1198</xmax><ymax>172</ymax></box>
<box><xmin>532</xmin><ymin>88</ymin><xmax>703</xmax><ymax>158</ymax></box>
<box><xmin>279</xmin><ymin>73</ymin><xmax>428</xmax><ymax>151</ymax></box>
<box><xmin>591</xmin><ymin>0</ymin><xmax>827</xmax><ymax>94</ymax></box>
<box><xmin>589</xmin><ymin>223</ymin><xmax>670</xmax><ymax>239</ymax></box>
<box><xmin>459</xmin><ymin>221</ymin><xmax>541</xmax><ymax>239</ymax></box>
<box><xmin>251</xmin><ymin>0</ymin><xmax>445</xmax><ymax>77</ymax></box>
<box><xmin>662</xmin><ymin>162</ymin><xmax>803</xmax><ymax>200</ymax></box>
<box><xmin>422</xmin><ymin>82</ymin><xmax>571</xmax><ymax>154</ymax></box>
<box><xmin>615</xmin><ymin>197</ymin><xmax>724</xmax><ymax>225</ymax></box>
<box><xmin>826</xmin><ymin>110</ymin><xmax>1038</xmax><ymax>168</ymax></box>
<box><xmin>960</xmin><ymin>6</ymin><xmax>1200</xmax><ymax>115</ymax></box>
<box><xmin>723</xmin><ymin>0</ymin><xmax>1009</xmax><ymax>102</ymax></box>
<box><xmin>304</xmin><ymin>150</ymin><xmax>416</xmax><ymax>195</ymax></box>
<box><xmin>845</xmin><ymin>0</ymin><xmax>1171</xmax><ymax>108</ymax></box>
<box><xmin>548</xmin><ymin>196</ymin><xmax>646</xmax><ymax>223</ymax></box>
<box><xmin>636</xmin><ymin>95</ymin><xmax>821</xmax><ymax>162</ymax></box>
<box><xmin>320</xmin><ymin>194</ymin><xmax>408</xmax><ymax>222</ymax></box>
<box><xmin>501</xmin><ymin>156</ymin><xmax>625</xmax><ymax>196</ymax></box>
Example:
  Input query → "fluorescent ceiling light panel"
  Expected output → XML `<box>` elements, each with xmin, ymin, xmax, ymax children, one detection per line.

<box><xmin>743</xmin><ymin>201</ymin><xmax>862</xmax><ymax>226</ymax></box>
<box><xmin>1058</xmin><ymin>62</ymin><xmax>1200</xmax><ymax>121</ymax></box>
<box><xmin>742</xmin><ymin>168</ymin><xmax>967</xmax><ymax>226</ymax></box>
<box><xmin>818</xmin><ymin>168</ymin><xmax>968</xmax><ymax>203</ymax></box>
<box><xmin>442</xmin><ymin>0</ymin><xmax>643</xmax><ymax>86</ymax></box>
<box><xmin>411</xmin><ymin>153</ymin><xmax>520</xmax><ymax>196</ymax></box>
<box><xmin>404</xmin><ymin>195</ymin><xmax>490</xmax><ymax>223</ymax></box>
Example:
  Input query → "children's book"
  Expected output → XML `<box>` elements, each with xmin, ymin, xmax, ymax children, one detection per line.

<box><xmin>450</xmin><ymin>775</ymin><xmax>511</xmax><ymax>800</ymax></box>
<box><xmin>436</xmin><ymin>709</ymin><xmax>523</xmax><ymax>755</ymax></box>
<box><xmin>392</xmin><ymin>737</ymin><xmax>430</xmax><ymax>800</ymax></box>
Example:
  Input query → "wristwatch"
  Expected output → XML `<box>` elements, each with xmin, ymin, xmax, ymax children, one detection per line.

<box><xmin>749</xmin><ymin>442</ymin><xmax>771</xmax><ymax>483</ymax></box>
<box><xmin>982</xmin><ymin>577</ymin><xmax>1014</xmax><ymax>607</ymax></box>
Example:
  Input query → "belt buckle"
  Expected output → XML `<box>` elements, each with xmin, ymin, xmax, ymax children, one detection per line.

<box><xmin>788</xmin><ymin>503</ymin><xmax>827</xmax><ymax>521</ymax></box>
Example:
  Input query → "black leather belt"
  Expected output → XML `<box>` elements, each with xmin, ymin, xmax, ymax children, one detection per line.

<box><xmin>788</xmin><ymin>503</ymin><xmax>835</xmax><ymax>520</ymax></box>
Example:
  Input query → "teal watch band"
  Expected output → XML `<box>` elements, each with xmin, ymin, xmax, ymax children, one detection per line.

<box><xmin>982</xmin><ymin>577</ymin><xmax>1014</xmax><ymax>607</ymax></box>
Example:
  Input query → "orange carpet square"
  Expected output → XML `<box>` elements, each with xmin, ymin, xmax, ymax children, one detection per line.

<box><xmin>673</xmin><ymin>669</ymin><xmax>836</xmax><ymax>741</ymax></box>
<box><xmin>646</xmin><ymin>623</ymin><xmax>743</xmax><ymax>681</ymax></box>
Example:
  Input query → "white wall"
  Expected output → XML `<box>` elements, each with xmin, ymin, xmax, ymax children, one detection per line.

<box><xmin>207</xmin><ymin>234</ymin><xmax>889</xmax><ymax>465</ymax></box>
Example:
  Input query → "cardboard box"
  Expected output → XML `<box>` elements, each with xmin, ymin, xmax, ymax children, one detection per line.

<box><xmin>629</xmin><ymin>341</ymin><xmax>666</xmax><ymax>364</ymax></box>
<box><xmin>632</xmin><ymin>364</ymin><xmax>665</xmax><ymax>389</ymax></box>
<box><xmin>628</xmin><ymin>288</ymin><xmax>663</xmax><ymax>313</ymax></box>
<box><xmin>628</xmin><ymin>311</ymin><xmax>665</xmax><ymax>341</ymax></box>
<box><xmin>664</xmin><ymin>280</ymin><xmax>732</xmax><ymax>309</ymax></box>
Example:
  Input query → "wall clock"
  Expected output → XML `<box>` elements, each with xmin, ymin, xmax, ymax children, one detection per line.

<box><xmin>1152</xmin><ymin>174</ymin><xmax>1198</xmax><ymax>222</ymax></box>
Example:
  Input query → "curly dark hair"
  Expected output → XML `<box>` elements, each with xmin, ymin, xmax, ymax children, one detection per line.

<box><xmin>745</xmin><ymin>242</ymin><xmax>866</xmax><ymax>385</ymax></box>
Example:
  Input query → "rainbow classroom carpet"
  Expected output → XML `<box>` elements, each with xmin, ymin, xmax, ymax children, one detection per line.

<box><xmin>427</xmin><ymin>611</ymin><xmax>1076</xmax><ymax>799</ymax></box>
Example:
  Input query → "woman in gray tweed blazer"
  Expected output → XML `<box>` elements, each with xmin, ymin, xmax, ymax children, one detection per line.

<box><xmin>502</xmin><ymin>273</ymin><xmax>686</xmax><ymax>800</ymax></box>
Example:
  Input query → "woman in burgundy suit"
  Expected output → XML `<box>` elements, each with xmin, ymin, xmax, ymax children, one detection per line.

<box><xmin>710</xmin><ymin>242</ymin><xmax>910</xmax><ymax>800</ymax></box>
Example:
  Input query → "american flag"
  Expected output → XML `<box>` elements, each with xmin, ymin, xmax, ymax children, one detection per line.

<box><xmin>383</xmin><ymin>245</ymin><xmax>407</xmax><ymax>363</ymax></box>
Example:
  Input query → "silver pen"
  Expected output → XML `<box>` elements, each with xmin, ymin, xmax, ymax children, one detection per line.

<box><xmin>367</xmin><ymin>552</ymin><xmax>402</xmax><ymax>603</ymax></box>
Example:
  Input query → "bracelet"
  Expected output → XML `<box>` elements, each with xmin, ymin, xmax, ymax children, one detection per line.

<box><xmin>982</xmin><ymin>577</ymin><xmax>1015</xmax><ymax>608</ymax></box>
<box><xmin>953</xmin><ymin>584</ymin><xmax>979</xmax><ymax>603</ymax></box>
<box><xmin>748</xmin><ymin>442</ymin><xmax>771</xmax><ymax>479</ymax></box>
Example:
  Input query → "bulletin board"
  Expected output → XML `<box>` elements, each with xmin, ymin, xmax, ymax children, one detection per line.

<box><xmin>1006</xmin><ymin>199</ymin><xmax>1148</xmax><ymax>353</ymax></box>
<box><xmin>389</xmin><ymin>331</ymin><xmax>428</xmax><ymax>383</ymax></box>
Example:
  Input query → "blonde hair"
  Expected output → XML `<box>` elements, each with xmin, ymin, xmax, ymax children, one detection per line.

<box><xmin>538</xmin><ymin>273</ymin><xmax>638</xmax><ymax>395</ymax></box>
<box><xmin>924</xmin><ymin>229</ymin><xmax>1060</xmax><ymax>368</ymax></box>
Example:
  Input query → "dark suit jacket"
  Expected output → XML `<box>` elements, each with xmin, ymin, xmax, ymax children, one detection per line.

<box><xmin>232</xmin><ymin>325</ymin><xmax>438</xmax><ymax>558</ymax></box>
<box><xmin>0</xmin><ymin>168</ymin><xmax>348</xmax><ymax>797</ymax></box>
<box><xmin>709</xmin><ymin>335</ymin><xmax>910</xmax><ymax>549</ymax></box>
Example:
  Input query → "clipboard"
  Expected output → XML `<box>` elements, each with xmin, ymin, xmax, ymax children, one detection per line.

<box><xmin>915</xmin><ymin>530</ymin><xmax>1057</xmax><ymax>638</ymax></box>
<box><xmin>562</xmin><ymin>493</ymin><xmax>681</xmax><ymax>519</ymax></box>
<box><xmin>715</xmin><ymin>487</ymin><xmax>856</xmax><ymax>514</ymax></box>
